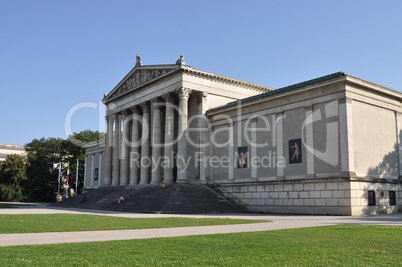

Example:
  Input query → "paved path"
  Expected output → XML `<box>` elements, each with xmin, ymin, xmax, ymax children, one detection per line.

<box><xmin>1</xmin><ymin>203</ymin><xmax>401</xmax><ymax>247</ymax></box>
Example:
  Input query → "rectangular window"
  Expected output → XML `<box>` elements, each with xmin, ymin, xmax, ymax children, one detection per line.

<box><xmin>368</xmin><ymin>191</ymin><xmax>376</xmax><ymax>206</ymax></box>
<box><xmin>389</xmin><ymin>191</ymin><xmax>396</xmax><ymax>206</ymax></box>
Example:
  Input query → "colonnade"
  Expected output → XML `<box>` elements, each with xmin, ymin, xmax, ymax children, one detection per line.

<box><xmin>103</xmin><ymin>88</ymin><xmax>207</xmax><ymax>186</ymax></box>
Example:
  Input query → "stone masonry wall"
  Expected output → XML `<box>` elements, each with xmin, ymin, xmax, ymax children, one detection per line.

<box><xmin>350</xmin><ymin>180</ymin><xmax>402</xmax><ymax>215</ymax></box>
<box><xmin>222</xmin><ymin>180</ymin><xmax>353</xmax><ymax>215</ymax></box>
<box><xmin>222</xmin><ymin>179</ymin><xmax>401</xmax><ymax>215</ymax></box>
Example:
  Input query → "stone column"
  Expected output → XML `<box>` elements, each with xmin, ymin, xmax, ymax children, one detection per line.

<box><xmin>139</xmin><ymin>102</ymin><xmax>151</xmax><ymax>184</ymax></box>
<box><xmin>197</xmin><ymin>92</ymin><xmax>209</xmax><ymax>182</ymax></box>
<box><xmin>111</xmin><ymin>113</ymin><xmax>120</xmax><ymax>186</ymax></box>
<box><xmin>119</xmin><ymin>110</ymin><xmax>130</xmax><ymax>185</ymax></box>
<box><xmin>339</xmin><ymin>97</ymin><xmax>355</xmax><ymax>177</ymax></box>
<box><xmin>163</xmin><ymin>93</ymin><xmax>175</xmax><ymax>184</ymax></box>
<box><xmin>98</xmin><ymin>152</ymin><xmax>103</xmax><ymax>187</ymax></box>
<box><xmin>176</xmin><ymin>88</ymin><xmax>192</xmax><ymax>182</ymax></box>
<box><xmin>83</xmin><ymin>154</ymin><xmax>89</xmax><ymax>189</ymax></box>
<box><xmin>104</xmin><ymin>115</ymin><xmax>114</xmax><ymax>186</ymax></box>
<box><xmin>129</xmin><ymin>107</ymin><xmax>141</xmax><ymax>185</ymax></box>
<box><xmin>90</xmin><ymin>154</ymin><xmax>95</xmax><ymax>189</ymax></box>
<box><xmin>151</xmin><ymin>99</ymin><xmax>162</xmax><ymax>184</ymax></box>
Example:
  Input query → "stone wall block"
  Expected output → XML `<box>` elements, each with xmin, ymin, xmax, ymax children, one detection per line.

<box><xmin>304</xmin><ymin>199</ymin><xmax>314</xmax><ymax>205</ymax></box>
<box><xmin>284</xmin><ymin>199</ymin><xmax>294</xmax><ymax>206</ymax></box>
<box><xmin>294</xmin><ymin>199</ymin><xmax>303</xmax><ymax>206</ymax></box>
<box><xmin>274</xmin><ymin>184</ymin><xmax>284</xmax><ymax>192</ymax></box>
<box><xmin>304</xmin><ymin>183</ymin><xmax>314</xmax><ymax>191</ymax></box>
<box><xmin>270</xmin><ymin>192</ymin><xmax>279</xmax><ymax>198</ymax></box>
<box><xmin>315</xmin><ymin>183</ymin><xmax>326</xmax><ymax>190</ymax></box>
<box><xmin>294</xmin><ymin>184</ymin><xmax>303</xmax><ymax>191</ymax></box>
<box><xmin>327</xmin><ymin>199</ymin><xmax>339</xmax><ymax>206</ymax></box>
<box><xmin>315</xmin><ymin>199</ymin><xmax>326</xmax><ymax>206</ymax></box>
<box><xmin>326</xmin><ymin>183</ymin><xmax>338</xmax><ymax>190</ymax></box>
<box><xmin>299</xmin><ymin>192</ymin><xmax>309</xmax><ymax>198</ymax></box>
<box><xmin>279</xmin><ymin>192</ymin><xmax>288</xmax><ymax>198</ymax></box>
<box><xmin>257</xmin><ymin>185</ymin><xmax>265</xmax><ymax>192</ymax></box>
<box><xmin>332</xmin><ymin>190</ymin><xmax>345</xmax><ymax>198</ymax></box>
<box><xmin>284</xmin><ymin>184</ymin><xmax>293</xmax><ymax>191</ymax></box>
<box><xmin>252</xmin><ymin>192</ymin><xmax>261</xmax><ymax>199</ymax></box>
<box><xmin>321</xmin><ymin>191</ymin><xmax>332</xmax><ymax>198</ymax></box>
<box><xmin>289</xmin><ymin>191</ymin><xmax>299</xmax><ymax>198</ymax></box>
<box><xmin>310</xmin><ymin>191</ymin><xmax>320</xmax><ymax>198</ymax></box>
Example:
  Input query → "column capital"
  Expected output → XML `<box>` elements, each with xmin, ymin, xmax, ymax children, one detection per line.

<box><xmin>121</xmin><ymin>109</ymin><xmax>129</xmax><ymax>117</ymax></box>
<box><xmin>197</xmin><ymin>91</ymin><xmax>208</xmax><ymax>104</ymax></box>
<box><xmin>130</xmin><ymin>106</ymin><xmax>139</xmax><ymax>114</ymax></box>
<box><xmin>139</xmin><ymin>102</ymin><xmax>149</xmax><ymax>113</ymax></box>
<box><xmin>112</xmin><ymin>112</ymin><xmax>120</xmax><ymax>120</ymax></box>
<box><xmin>151</xmin><ymin>98</ymin><xmax>162</xmax><ymax>110</ymax></box>
<box><xmin>176</xmin><ymin>88</ymin><xmax>192</xmax><ymax>99</ymax></box>
<box><xmin>162</xmin><ymin>93</ymin><xmax>174</xmax><ymax>104</ymax></box>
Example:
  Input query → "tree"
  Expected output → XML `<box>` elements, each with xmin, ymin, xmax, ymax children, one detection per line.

<box><xmin>23</xmin><ymin>130</ymin><xmax>105</xmax><ymax>202</ymax></box>
<box><xmin>0</xmin><ymin>154</ymin><xmax>29</xmax><ymax>201</ymax></box>
<box><xmin>24</xmin><ymin>137</ymin><xmax>64</xmax><ymax>202</ymax></box>
<box><xmin>61</xmin><ymin>130</ymin><xmax>105</xmax><ymax>195</ymax></box>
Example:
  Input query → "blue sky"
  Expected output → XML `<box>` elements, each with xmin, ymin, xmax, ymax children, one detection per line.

<box><xmin>1</xmin><ymin>0</ymin><xmax>401</xmax><ymax>146</ymax></box>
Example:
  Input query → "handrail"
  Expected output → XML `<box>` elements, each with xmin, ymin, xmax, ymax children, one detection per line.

<box><xmin>205</xmin><ymin>178</ymin><xmax>248</xmax><ymax>212</ymax></box>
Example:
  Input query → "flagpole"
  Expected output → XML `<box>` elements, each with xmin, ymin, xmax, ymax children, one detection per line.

<box><xmin>76</xmin><ymin>158</ymin><xmax>79</xmax><ymax>195</ymax></box>
<box><xmin>66</xmin><ymin>162</ymin><xmax>70</xmax><ymax>198</ymax></box>
<box><xmin>57</xmin><ymin>163</ymin><xmax>61</xmax><ymax>195</ymax></box>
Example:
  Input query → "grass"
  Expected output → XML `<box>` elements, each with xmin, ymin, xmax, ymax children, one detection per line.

<box><xmin>0</xmin><ymin>214</ymin><xmax>267</xmax><ymax>233</ymax></box>
<box><xmin>0</xmin><ymin>225</ymin><xmax>401</xmax><ymax>266</ymax></box>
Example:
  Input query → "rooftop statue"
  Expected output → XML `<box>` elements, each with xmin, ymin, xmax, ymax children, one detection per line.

<box><xmin>176</xmin><ymin>54</ymin><xmax>185</xmax><ymax>65</ymax></box>
<box><xmin>135</xmin><ymin>55</ymin><xmax>142</xmax><ymax>67</ymax></box>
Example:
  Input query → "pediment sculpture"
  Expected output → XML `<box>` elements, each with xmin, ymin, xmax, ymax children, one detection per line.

<box><xmin>110</xmin><ymin>69</ymin><xmax>170</xmax><ymax>99</ymax></box>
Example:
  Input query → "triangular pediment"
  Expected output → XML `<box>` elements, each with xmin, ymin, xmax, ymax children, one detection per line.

<box><xmin>103</xmin><ymin>65</ymin><xmax>181</xmax><ymax>103</ymax></box>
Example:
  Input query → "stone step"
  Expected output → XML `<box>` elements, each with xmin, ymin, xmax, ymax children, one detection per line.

<box><xmin>52</xmin><ymin>183</ymin><xmax>244</xmax><ymax>214</ymax></box>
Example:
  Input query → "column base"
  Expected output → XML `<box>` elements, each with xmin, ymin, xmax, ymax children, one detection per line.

<box><xmin>176</xmin><ymin>179</ymin><xmax>188</xmax><ymax>183</ymax></box>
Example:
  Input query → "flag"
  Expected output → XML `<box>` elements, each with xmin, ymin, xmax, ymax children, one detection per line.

<box><xmin>66</xmin><ymin>162</ymin><xmax>70</xmax><ymax>182</ymax></box>
<box><xmin>58</xmin><ymin>163</ymin><xmax>62</xmax><ymax>183</ymax></box>
<box><xmin>76</xmin><ymin>159</ymin><xmax>79</xmax><ymax>194</ymax></box>
<box><xmin>57</xmin><ymin>163</ymin><xmax>62</xmax><ymax>195</ymax></box>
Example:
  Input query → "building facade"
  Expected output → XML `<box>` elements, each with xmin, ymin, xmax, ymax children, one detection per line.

<box><xmin>84</xmin><ymin>56</ymin><xmax>402</xmax><ymax>215</ymax></box>
<box><xmin>0</xmin><ymin>144</ymin><xmax>26</xmax><ymax>161</ymax></box>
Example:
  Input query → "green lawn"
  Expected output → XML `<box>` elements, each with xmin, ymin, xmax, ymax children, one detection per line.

<box><xmin>0</xmin><ymin>214</ymin><xmax>267</xmax><ymax>233</ymax></box>
<box><xmin>0</xmin><ymin>225</ymin><xmax>400</xmax><ymax>266</ymax></box>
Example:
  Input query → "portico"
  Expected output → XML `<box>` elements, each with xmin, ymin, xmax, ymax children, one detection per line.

<box><xmin>100</xmin><ymin>55</ymin><xmax>271</xmax><ymax>186</ymax></box>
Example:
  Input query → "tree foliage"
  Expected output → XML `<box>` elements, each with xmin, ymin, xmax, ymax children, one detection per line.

<box><xmin>0</xmin><ymin>154</ymin><xmax>29</xmax><ymax>201</ymax></box>
<box><xmin>0</xmin><ymin>130</ymin><xmax>104</xmax><ymax>202</ymax></box>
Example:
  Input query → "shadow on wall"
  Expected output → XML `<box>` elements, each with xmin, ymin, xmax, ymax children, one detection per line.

<box><xmin>367</xmin><ymin>131</ymin><xmax>401</xmax><ymax>179</ymax></box>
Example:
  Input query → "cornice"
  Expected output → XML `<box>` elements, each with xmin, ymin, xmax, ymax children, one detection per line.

<box><xmin>102</xmin><ymin>64</ymin><xmax>274</xmax><ymax>104</ymax></box>
<box><xmin>181</xmin><ymin>66</ymin><xmax>273</xmax><ymax>92</ymax></box>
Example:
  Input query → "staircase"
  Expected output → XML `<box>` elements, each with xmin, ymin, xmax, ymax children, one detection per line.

<box><xmin>51</xmin><ymin>183</ymin><xmax>245</xmax><ymax>214</ymax></box>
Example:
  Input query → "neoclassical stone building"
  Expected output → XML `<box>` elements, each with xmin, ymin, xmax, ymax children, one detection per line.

<box><xmin>84</xmin><ymin>55</ymin><xmax>402</xmax><ymax>215</ymax></box>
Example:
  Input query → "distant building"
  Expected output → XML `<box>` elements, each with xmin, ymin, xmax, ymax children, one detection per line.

<box><xmin>0</xmin><ymin>144</ymin><xmax>26</xmax><ymax>161</ymax></box>
<box><xmin>84</xmin><ymin>55</ymin><xmax>402</xmax><ymax>215</ymax></box>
